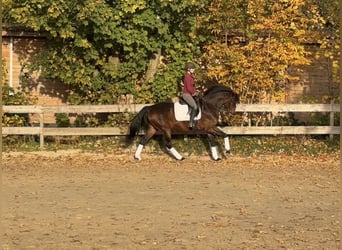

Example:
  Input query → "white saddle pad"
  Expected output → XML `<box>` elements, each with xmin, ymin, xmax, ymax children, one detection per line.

<box><xmin>174</xmin><ymin>101</ymin><xmax>201</xmax><ymax>121</ymax></box>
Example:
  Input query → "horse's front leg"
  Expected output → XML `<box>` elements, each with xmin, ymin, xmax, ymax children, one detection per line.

<box><xmin>215</xmin><ymin>127</ymin><xmax>232</xmax><ymax>154</ymax></box>
<box><xmin>223</xmin><ymin>136</ymin><xmax>231</xmax><ymax>154</ymax></box>
<box><xmin>207</xmin><ymin>134</ymin><xmax>221</xmax><ymax>161</ymax></box>
<box><xmin>209</xmin><ymin>127</ymin><xmax>231</xmax><ymax>155</ymax></box>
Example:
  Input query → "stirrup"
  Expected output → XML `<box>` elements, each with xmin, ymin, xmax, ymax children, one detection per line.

<box><xmin>189</xmin><ymin>120</ymin><xmax>199</xmax><ymax>129</ymax></box>
<box><xmin>189</xmin><ymin>118</ymin><xmax>199</xmax><ymax>129</ymax></box>
<box><xmin>189</xmin><ymin>121</ymin><xmax>194</xmax><ymax>129</ymax></box>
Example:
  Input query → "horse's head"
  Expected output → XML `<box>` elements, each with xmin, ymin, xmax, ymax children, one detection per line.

<box><xmin>224</xmin><ymin>91</ymin><xmax>239</xmax><ymax>113</ymax></box>
<box><xmin>203</xmin><ymin>85</ymin><xmax>240</xmax><ymax>114</ymax></box>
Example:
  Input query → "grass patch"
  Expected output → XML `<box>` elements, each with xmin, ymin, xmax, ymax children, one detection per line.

<box><xmin>2</xmin><ymin>134</ymin><xmax>339</xmax><ymax>157</ymax></box>
<box><xmin>231</xmin><ymin>135</ymin><xmax>339</xmax><ymax>156</ymax></box>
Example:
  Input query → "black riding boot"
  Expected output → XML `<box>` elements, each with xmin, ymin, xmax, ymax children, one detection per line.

<box><xmin>189</xmin><ymin>108</ymin><xmax>198</xmax><ymax>129</ymax></box>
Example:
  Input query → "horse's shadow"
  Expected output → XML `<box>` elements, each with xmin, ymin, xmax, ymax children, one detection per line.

<box><xmin>156</xmin><ymin>134</ymin><xmax>227</xmax><ymax>160</ymax></box>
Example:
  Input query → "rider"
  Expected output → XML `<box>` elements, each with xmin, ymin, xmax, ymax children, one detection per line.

<box><xmin>182</xmin><ymin>62</ymin><xmax>199</xmax><ymax>129</ymax></box>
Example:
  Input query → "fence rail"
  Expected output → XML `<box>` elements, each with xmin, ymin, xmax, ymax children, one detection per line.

<box><xmin>2</xmin><ymin>103</ymin><xmax>339</xmax><ymax>148</ymax></box>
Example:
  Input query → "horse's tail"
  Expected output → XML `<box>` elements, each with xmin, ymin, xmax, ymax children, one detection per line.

<box><xmin>126</xmin><ymin>106</ymin><xmax>150</xmax><ymax>145</ymax></box>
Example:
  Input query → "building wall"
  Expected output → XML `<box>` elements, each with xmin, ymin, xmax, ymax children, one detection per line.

<box><xmin>286</xmin><ymin>46</ymin><xmax>338</xmax><ymax>103</ymax></box>
<box><xmin>2</xmin><ymin>33</ymin><xmax>70</xmax><ymax>123</ymax></box>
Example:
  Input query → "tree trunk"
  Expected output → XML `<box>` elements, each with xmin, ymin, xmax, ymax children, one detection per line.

<box><xmin>144</xmin><ymin>49</ymin><xmax>162</xmax><ymax>83</ymax></box>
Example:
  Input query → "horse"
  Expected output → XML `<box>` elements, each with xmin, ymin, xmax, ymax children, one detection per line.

<box><xmin>126</xmin><ymin>84</ymin><xmax>240</xmax><ymax>161</ymax></box>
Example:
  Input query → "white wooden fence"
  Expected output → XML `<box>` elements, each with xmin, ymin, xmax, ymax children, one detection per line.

<box><xmin>2</xmin><ymin>103</ymin><xmax>340</xmax><ymax>148</ymax></box>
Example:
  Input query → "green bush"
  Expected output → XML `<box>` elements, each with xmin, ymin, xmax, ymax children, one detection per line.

<box><xmin>2</xmin><ymin>60</ymin><xmax>36</xmax><ymax>127</ymax></box>
<box><xmin>55</xmin><ymin>113</ymin><xmax>70</xmax><ymax>127</ymax></box>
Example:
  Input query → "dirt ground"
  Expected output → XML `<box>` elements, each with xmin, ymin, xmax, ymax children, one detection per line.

<box><xmin>2</xmin><ymin>151</ymin><xmax>340</xmax><ymax>249</ymax></box>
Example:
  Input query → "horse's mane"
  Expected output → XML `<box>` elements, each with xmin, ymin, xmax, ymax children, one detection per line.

<box><xmin>203</xmin><ymin>84</ymin><xmax>235</xmax><ymax>97</ymax></box>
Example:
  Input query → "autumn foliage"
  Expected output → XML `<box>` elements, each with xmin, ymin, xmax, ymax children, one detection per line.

<box><xmin>2</xmin><ymin>0</ymin><xmax>340</xmax><ymax>104</ymax></box>
<box><xmin>199</xmin><ymin>0</ymin><xmax>339</xmax><ymax>104</ymax></box>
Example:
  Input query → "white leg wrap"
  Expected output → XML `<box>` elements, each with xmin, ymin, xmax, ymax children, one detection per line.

<box><xmin>168</xmin><ymin>147</ymin><xmax>183</xmax><ymax>160</ymax></box>
<box><xmin>134</xmin><ymin>144</ymin><xmax>144</xmax><ymax>160</ymax></box>
<box><xmin>224</xmin><ymin>136</ymin><xmax>231</xmax><ymax>152</ymax></box>
<box><xmin>211</xmin><ymin>146</ymin><xmax>219</xmax><ymax>160</ymax></box>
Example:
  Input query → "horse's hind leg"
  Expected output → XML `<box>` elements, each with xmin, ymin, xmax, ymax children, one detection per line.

<box><xmin>134</xmin><ymin>126</ymin><xmax>156</xmax><ymax>160</ymax></box>
<box><xmin>164</xmin><ymin>130</ymin><xmax>184</xmax><ymax>161</ymax></box>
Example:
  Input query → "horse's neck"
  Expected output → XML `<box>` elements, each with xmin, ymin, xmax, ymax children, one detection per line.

<box><xmin>203</xmin><ymin>94</ymin><xmax>227</xmax><ymax>111</ymax></box>
<box><xmin>201</xmin><ymin>100</ymin><xmax>220</xmax><ymax>118</ymax></box>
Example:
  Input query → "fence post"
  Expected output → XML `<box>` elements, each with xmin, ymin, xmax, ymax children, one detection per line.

<box><xmin>39</xmin><ymin>112</ymin><xmax>44</xmax><ymax>148</ymax></box>
<box><xmin>329</xmin><ymin>100</ymin><xmax>334</xmax><ymax>141</ymax></box>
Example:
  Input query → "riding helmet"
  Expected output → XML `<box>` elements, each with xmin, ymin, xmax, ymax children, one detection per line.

<box><xmin>186</xmin><ymin>62</ymin><xmax>195</xmax><ymax>70</ymax></box>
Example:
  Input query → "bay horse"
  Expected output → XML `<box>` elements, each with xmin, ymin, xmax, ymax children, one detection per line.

<box><xmin>126</xmin><ymin>85</ymin><xmax>239</xmax><ymax>161</ymax></box>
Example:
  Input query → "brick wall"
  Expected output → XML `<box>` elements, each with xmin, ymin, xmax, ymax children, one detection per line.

<box><xmin>286</xmin><ymin>45</ymin><xmax>338</xmax><ymax>103</ymax></box>
<box><xmin>2</xmin><ymin>33</ymin><xmax>70</xmax><ymax>123</ymax></box>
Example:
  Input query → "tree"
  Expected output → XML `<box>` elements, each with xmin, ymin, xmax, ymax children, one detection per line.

<box><xmin>3</xmin><ymin>0</ymin><xmax>338</xmax><ymax>105</ymax></box>
<box><xmin>312</xmin><ymin>0</ymin><xmax>340</xmax><ymax>101</ymax></box>
<box><xmin>199</xmin><ymin>0</ymin><xmax>330</xmax><ymax>104</ymax></box>
<box><xmin>4</xmin><ymin>0</ymin><xmax>209</xmax><ymax>103</ymax></box>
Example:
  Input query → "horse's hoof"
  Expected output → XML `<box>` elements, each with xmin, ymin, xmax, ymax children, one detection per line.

<box><xmin>225</xmin><ymin>150</ymin><xmax>231</xmax><ymax>155</ymax></box>
<box><xmin>213</xmin><ymin>157</ymin><xmax>222</xmax><ymax>161</ymax></box>
<box><xmin>174</xmin><ymin>156</ymin><xmax>185</xmax><ymax>161</ymax></box>
<box><xmin>134</xmin><ymin>156</ymin><xmax>141</xmax><ymax>161</ymax></box>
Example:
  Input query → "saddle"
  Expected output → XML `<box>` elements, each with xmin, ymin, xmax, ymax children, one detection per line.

<box><xmin>174</xmin><ymin>96</ymin><xmax>201</xmax><ymax>122</ymax></box>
